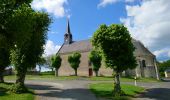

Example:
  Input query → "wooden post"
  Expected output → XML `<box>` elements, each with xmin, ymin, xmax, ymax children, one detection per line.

<box><xmin>134</xmin><ymin>76</ymin><xmax>137</xmax><ymax>86</ymax></box>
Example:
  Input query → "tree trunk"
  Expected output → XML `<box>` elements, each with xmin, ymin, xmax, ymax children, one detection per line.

<box><xmin>75</xmin><ymin>69</ymin><xmax>77</xmax><ymax>76</ymax></box>
<box><xmin>0</xmin><ymin>72</ymin><xmax>4</xmax><ymax>83</ymax></box>
<box><xmin>0</xmin><ymin>67</ymin><xmax>5</xmax><ymax>83</ymax></box>
<box><xmin>113</xmin><ymin>72</ymin><xmax>122</xmax><ymax>96</ymax></box>
<box><xmin>16</xmin><ymin>67</ymin><xmax>27</xmax><ymax>87</ymax></box>
<box><xmin>95</xmin><ymin>70</ymin><xmax>98</xmax><ymax>77</ymax></box>
<box><xmin>55</xmin><ymin>68</ymin><xmax>58</xmax><ymax>77</ymax></box>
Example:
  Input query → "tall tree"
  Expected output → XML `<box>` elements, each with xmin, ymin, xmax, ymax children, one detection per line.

<box><xmin>51</xmin><ymin>55</ymin><xmax>62</xmax><ymax>76</ymax></box>
<box><xmin>37</xmin><ymin>57</ymin><xmax>46</xmax><ymax>73</ymax></box>
<box><xmin>0</xmin><ymin>0</ymin><xmax>15</xmax><ymax>83</ymax></box>
<box><xmin>0</xmin><ymin>47</ymin><xmax>10</xmax><ymax>83</ymax></box>
<box><xmin>9</xmin><ymin>4</ymin><xmax>50</xmax><ymax>93</ymax></box>
<box><xmin>92</xmin><ymin>24</ymin><xmax>137</xmax><ymax>96</ymax></box>
<box><xmin>68</xmin><ymin>52</ymin><xmax>81</xmax><ymax>76</ymax></box>
<box><xmin>89</xmin><ymin>50</ymin><xmax>102</xmax><ymax>76</ymax></box>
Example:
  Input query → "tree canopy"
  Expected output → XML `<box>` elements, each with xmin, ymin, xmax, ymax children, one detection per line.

<box><xmin>158</xmin><ymin>60</ymin><xmax>170</xmax><ymax>76</ymax></box>
<box><xmin>68</xmin><ymin>52</ymin><xmax>81</xmax><ymax>76</ymax></box>
<box><xmin>92</xmin><ymin>24</ymin><xmax>137</xmax><ymax>72</ymax></box>
<box><xmin>51</xmin><ymin>55</ymin><xmax>62</xmax><ymax>76</ymax></box>
<box><xmin>89</xmin><ymin>50</ymin><xmax>102</xmax><ymax>76</ymax></box>
<box><xmin>91</xmin><ymin>24</ymin><xmax>137</xmax><ymax>96</ymax></box>
<box><xmin>1</xmin><ymin>1</ymin><xmax>51</xmax><ymax>93</ymax></box>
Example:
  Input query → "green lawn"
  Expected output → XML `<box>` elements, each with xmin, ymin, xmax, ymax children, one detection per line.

<box><xmin>4</xmin><ymin>74</ymin><xmax>160</xmax><ymax>82</ymax></box>
<box><xmin>0</xmin><ymin>83</ymin><xmax>34</xmax><ymax>100</ymax></box>
<box><xmin>89</xmin><ymin>82</ymin><xmax>145</xmax><ymax>100</ymax></box>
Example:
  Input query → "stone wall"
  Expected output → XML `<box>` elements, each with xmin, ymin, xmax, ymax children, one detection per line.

<box><xmin>59</xmin><ymin>51</ymin><xmax>113</xmax><ymax>76</ymax></box>
<box><xmin>59</xmin><ymin>52</ymin><xmax>158</xmax><ymax>78</ymax></box>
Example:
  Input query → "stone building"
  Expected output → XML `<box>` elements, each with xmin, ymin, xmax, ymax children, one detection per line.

<box><xmin>57</xmin><ymin>20</ymin><xmax>159</xmax><ymax>79</ymax></box>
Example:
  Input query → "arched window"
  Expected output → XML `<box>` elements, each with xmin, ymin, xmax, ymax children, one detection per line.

<box><xmin>142</xmin><ymin>60</ymin><xmax>146</xmax><ymax>67</ymax></box>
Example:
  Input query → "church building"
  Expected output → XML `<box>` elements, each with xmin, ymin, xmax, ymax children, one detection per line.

<box><xmin>57</xmin><ymin>19</ymin><xmax>159</xmax><ymax>80</ymax></box>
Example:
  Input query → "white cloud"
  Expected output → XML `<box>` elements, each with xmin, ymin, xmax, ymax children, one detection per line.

<box><xmin>153</xmin><ymin>49</ymin><xmax>170</xmax><ymax>58</ymax></box>
<box><xmin>43</xmin><ymin>40</ymin><xmax>61</xmax><ymax>57</ymax></box>
<box><xmin>98</xmin><ymin>0</ymin><xmax>135</xmax><ymax>8</ymax></box>
<box><xmin>98</xmin><ymin>0</ymin><xmax>118</xmax><ymax>8</ymax></box>
<box><xmin>121</xmin><ymin>0</ymin><xmax>170</xmax><ymax>60</ymax></box>
<box><xmin>125</xmin><ymin>0</ymin><xmax>135</xmax><ymax>3</ymax></box>
<box><xmin>31</xmin><ymin>0</ymin><xmax>68</xmax><ymax>18</ymax></box>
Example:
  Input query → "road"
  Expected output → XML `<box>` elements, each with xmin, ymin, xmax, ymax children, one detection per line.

<box><xmin>24</xmin><ymin>80</ymin><xmax>170</xmax><ymax>100</ymax></box>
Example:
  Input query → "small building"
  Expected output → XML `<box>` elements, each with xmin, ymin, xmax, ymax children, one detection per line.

<box><xmin>165</xmin><ymin>69</ymin><xmax>170</xmax><ymax>78</ymax></box>
<box><xmin>57</xmin><ymin>19</ymin><xmax>160</xmax><ymax>80</ymax></box>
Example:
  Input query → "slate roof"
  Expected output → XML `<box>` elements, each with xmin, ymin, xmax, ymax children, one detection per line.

<box><xmin>58</xmin><ymin>39</ymin><xmax>155</xmax><ymax>57</ymax></box>
<box><xmin>58</xmin><ymin>39</ymin><xmax>92</xmax><ymax>54</ymax></box>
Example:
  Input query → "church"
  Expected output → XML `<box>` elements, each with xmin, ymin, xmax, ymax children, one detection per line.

<box><xmin>57</xmin><ymin>20</ymin><xmax>159</xmax><ymax>80</ymax></box>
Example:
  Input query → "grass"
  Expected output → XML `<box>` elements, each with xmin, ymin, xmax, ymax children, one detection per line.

<box><xmin>4</xmin><ymin>74</ymin><xmax>160</xmax><ymax>82</ymax></box>
<box><xmin>89</xmin><ymin>76</ymin><xmax>160</xmax><ymax>82</ymax></box>
<box><xmin>0</xmin><ymin>83</ymin><xmax>35</xmax><ymax>100</ymax></box>
<box><xmin>89</xmin><ymin>82</ymin><xmax>145</xmax><ymax>100</ymax></box>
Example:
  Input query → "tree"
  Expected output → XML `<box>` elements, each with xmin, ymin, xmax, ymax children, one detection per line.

<box><xmin>158</xmin><ymin>60</ymin><xmax>170</xmax><ymax>77</ymax></box>
<box><xmin>91</xmin><ymin>24</ymin><xmax>137</xmax><ymax>96</ymax></box>
<box><xmin>37</xmin><ymin>57</ymin><xmax>46</xmax><ymax>73</ymax></box>
<box><xmin>68</xmin><ymin>52</ymin><xmax>81</xmax><ymax>76</ymax></box>
<box><xmin>89</xmin><ymin>50</ymin><xmax>102</xmax><ymax>77</ymax></box>
<box><xmin>51</xmin><ymin>55</ymin><xmax>62</xmax><ymax>76</ymax></box>
<box><xmin>0</xmin><ymin>0</ymin><xmax>16</xmax><ymax>83</ymax></box>
<box><xmin>0</xmin><ymin>48</ymin><xmax>10</xmax><ymax>83</ymax></box>
<box><xmin>45</xmin><ymin>55</ymin><xmax>54</xmax><ymax>72</ymax></box>
<box><xmin>9</xmin><ymin>3</ymin><xmax>50</xmax><ymax>93</ymax></box>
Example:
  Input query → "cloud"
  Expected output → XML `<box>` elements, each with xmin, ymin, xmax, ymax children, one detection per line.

<box><xmin>153</xmin><ymin>49</ymin><xmax>170</xmax><ymax>58</ymax></box>
<box><xmin>125</xmin><ymin>0</ymin><xmax>135</xmax><ymax>3</ymax></box>
<box><xmin>98</xmin><ymin>0</ymin><xmax>135</xmax><ymax>8</ymax></box>
<box><xmin>49</xmin><ymin>31</ymin><xmax>58</xmax><ymax>35</ymax></box>
<box><xmin>31</xmin><ymin>0</ymin><xmax>68</xmax><ymax>18</ymax></box>
<box><xmin>98</xmin><ymin>0</ymin><xmax>118</xmax><ymax>8</ymax></box>
<box><xmin>43</xmin><ymin>40</ymin><xmax>61</xmax><ymax>57</ymax></box>
<box><xmin>120</xmin><ymin>0</ymin><xmax>170</xmax><ymax>60</ymax></box>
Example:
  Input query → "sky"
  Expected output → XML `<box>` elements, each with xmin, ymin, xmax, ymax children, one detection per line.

<box><xmin>31</xmin><ymin>0</ymin><xmax>170</xmax><ymax>61</ymax></box>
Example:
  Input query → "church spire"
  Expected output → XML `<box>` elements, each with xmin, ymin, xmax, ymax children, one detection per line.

<box><xmin>66</xmin><ymin>17</ymin><xmax>71</xmax><ymax>35</ymax></box>
<box><xmin>64</xmin><ymin>18</ymin><xmax>72</xmax><ymax>44</ymax></box>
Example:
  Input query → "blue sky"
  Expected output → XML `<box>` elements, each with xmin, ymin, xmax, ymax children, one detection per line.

<box><xmin>31</xmin><ymin>0</ymin><xmax>170</xmax><ymax>61</ymax></box>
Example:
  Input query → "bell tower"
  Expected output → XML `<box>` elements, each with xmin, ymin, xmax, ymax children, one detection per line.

<box><xmin>64</xmin><ymin>18</ymin><xmax>72</xmax><ymax>44</ymax></box>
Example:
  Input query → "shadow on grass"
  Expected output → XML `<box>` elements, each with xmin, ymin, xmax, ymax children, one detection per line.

<box><xmin>0</xmin><ymin>87</ymin><xmax>8</xmax><ymax>96</ymax></box>
<box><xmin>0</xmin><ymin>82</ymin><xmax>34</xmax><ymax>95</ymax></box>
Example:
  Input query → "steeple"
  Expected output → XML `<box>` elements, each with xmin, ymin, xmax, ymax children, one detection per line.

<box><xmin>64</xmin><ymin>18</ymin><xmax>72</xmax><ymax>44</ymax></box>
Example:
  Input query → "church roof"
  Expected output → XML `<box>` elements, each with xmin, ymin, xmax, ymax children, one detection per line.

<box><xmin>132</xmin><ymin>39</ymin><xmax>155</xmax><ymax>57</ymax></box>
<box><xmin>58</xmin><ymin>39</ymin><xmax>92</xmax><ymax>54</ymax></box>
<box><xmin>58</xmin><ymin>39</ymin><xmax>155</xmax><ymax>57</ymax></box>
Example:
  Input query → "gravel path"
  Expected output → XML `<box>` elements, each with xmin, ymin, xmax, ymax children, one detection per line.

<box><xmin>25</xmin><ymin>80</ymin><xmax>170</xmax><ymax>100</ymax></box>
<box><xmin>26</xmin><ymin>80</ymin><xmax>98</xmax><ymax>100</ymax></box>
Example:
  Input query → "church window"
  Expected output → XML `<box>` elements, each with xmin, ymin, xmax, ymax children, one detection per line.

<box><xmin>142</xmin><ymin>60</ymin><xmax>146</xmax><ymax>67</ymax></box>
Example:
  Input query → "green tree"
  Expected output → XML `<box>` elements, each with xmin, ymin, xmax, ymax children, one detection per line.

<box><xmin>89</xmin><ymin>50</ymin><xmax>102</xmax><ymax>77</ymax></box>
<box><xmin>158</xmin><ymin>60</ymin><xmax>170</xmax><ymax>77</ymax></box>
<box><xmin>37</xmin><ymin>57</ymin><xmax>46</xmax><ymax>73</ymax></box>
<box><xmin>91</xmin><ymin>24</ymin><xmax>137</xmax><ymax>96</ymax></box>
<box><xmin>0</xmin><ymin>0</ymin><xmax>16</xmax><ymax>83</ymax></box>
<box><xmin>51</xmin><ymin>55</ymin><xmax>62</xmax><ymax>76</ymax></box>
<box><xmin>68</xmin><ymin>52</ymin><xmax>81</xmax><ymax>76</ymax></box>
<box><xmin>0</xmin><ymin>48</ymin><xmax>10</xmax><ymax>83</ymax></box>
<box><xmin>9</xmin><ymin>3</ymin><xmax>50</xmax><ymax>93</ymax></box>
